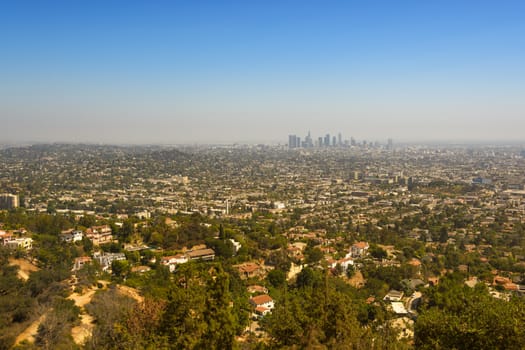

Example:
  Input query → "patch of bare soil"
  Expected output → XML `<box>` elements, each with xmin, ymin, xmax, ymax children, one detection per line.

<box><xmin>70</xmin><ymin>314</ymin><xmax>95</xmax><ymax>345</ymax></box>
<box><xmin>9</xmin><ymin>257</ymin><xmax>40</xmax><ymax>281</ymax></box>
<box><xmin>117</xmin><ymin>284</ymin><xmax>144</xmax><ymax>303</ymax></box>
<box><xmin>67</xmin><ymin>280</ymin><xmax>110</xmax><ymax>345</ymax></box>
<box><xmin>14</xmin><ymin>313</ymin><xmax>47</xmax><ymax>346</ymax></box>
<box><xmin>347</xmin><ymin>270</ymin><xmax>366</xmax><ymax>288</ymax></box>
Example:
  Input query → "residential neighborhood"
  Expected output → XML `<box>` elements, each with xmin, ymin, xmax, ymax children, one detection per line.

<box><xmin>1</xmin><ymin>143</ymin><xmax>525</xmax><ymax>348</ymax></box>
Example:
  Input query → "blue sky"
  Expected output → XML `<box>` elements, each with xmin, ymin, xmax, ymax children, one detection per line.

<box><xmin>1</xmin><ymin>1</ymin><xmax>525</xmax><ymax>144</ymax></box>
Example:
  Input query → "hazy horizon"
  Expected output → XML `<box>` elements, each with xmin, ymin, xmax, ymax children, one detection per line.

<box><xmin>2</xmin><ymin>1</ymin><xmax>525</xmax><ymax>144</ymax></box>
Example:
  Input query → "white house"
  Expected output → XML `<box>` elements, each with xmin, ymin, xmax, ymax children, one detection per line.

<box><xmin>161</xmin><ymin>253</ymin><xmax>188</xmax><ymax>272</ymax></box>
<box><xmin>337</xmin><ymin>257</ymin><xmax>355</xmax><ymax>271</ymax></box>
<box><xmin>60</xmin><ymin>229</ymin><xmax>84</xmax><ymax>243</ymax></box>
<box><xmin>229</xmin><ymin>238</ymin><xmax>242</xmax><ymax>253</ymax></box>
<box><xmin>93</xmin><ymin>251</ymin><xmax>126</xmax><ymax>271</ymax></box>
<box><xmin>351</xmin><ymin>241</ymin><xmax>369</xmax><ymax>258</ymax></box>
<box><xmin>250</xmin><ymin>294</ymin><xmax>274</xmax><ymax>309</ymax></box>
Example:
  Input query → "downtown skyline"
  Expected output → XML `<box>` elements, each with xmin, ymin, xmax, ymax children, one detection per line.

<box><xmin>1</xmin><ymin>1</ymin><xmax>525</xmax><ymax>145</ymax></box>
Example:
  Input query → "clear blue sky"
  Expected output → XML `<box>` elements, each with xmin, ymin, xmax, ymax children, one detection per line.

<box><xmin>1</xmin><ymin>1</ymin><xmax>525</xmax><ymax>144</ymax></box>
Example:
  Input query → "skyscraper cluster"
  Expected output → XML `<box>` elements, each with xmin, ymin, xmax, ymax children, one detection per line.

<box><xmin>288</xmin><ymin>132</ymin><xmax>393</xmax><ymax>150</ymax></box>
<box><xmin>288</xmin><ymin>131</ymin><xmax>343</xmax><ymax>148</ymax></box>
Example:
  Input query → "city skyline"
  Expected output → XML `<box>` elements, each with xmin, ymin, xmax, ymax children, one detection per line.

<box><xmin>1</xmin><ymin>1</ymin><xmax>525</xmax><ymax>144</ymax></box>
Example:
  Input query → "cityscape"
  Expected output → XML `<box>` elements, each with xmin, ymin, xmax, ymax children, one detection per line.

<box><xmin>2</xmin><ymin>1</ymin><xmax>525</xmax><ymax>349</ymax></box>
<box><xmin>2</xmin><ymin>142</ymin><xmax>525</xmax><ymax>348</ymax></box>
<box><xmin>288</xmin><ymin>131</ymin><xmax>393</xmax><ymax>149</ymax></box>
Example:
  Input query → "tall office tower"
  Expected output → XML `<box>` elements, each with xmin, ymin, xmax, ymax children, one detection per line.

<box><xmin>351</xmin><ymin>137</ymin><xmax>356</xmax><ymax>146</ymax></box>
<box><xmin>324</xmin><ymin>134</ymin><xmax>330</xmax><ymax>147</ymax></box>
<box><xmin>305</xmin><ymin>131</ymin><xmax>313</xmax><ymax>148</ymax></box>
<box><xmin>338</xmin><ymin>133</ymin><xmax>342</xmax><ymax>146</ymax></box>
<box><xmin>0</xmin><ymin>194</ymin><xmax>19</xmax><ymax>209</ymax></box>
<box><xmin>297</xmin><ymin>137</ymin><xmax>301</xmax><ymax>148</ymax></box>
<box><xmin>332</xmin><ymin>136</ymin><xmax>337</xmax><ymax>147</ymax></box>
<box><xmin>288</xmin><ymin>134</ymin><xmax>298</xmax><ymax>148</ymax></box>
<box><xmin>387</xmin><ymin>138</ymin><xmax>393</xmax><ymax>150</ymax></box>
<box><xmin>318</xmin><ymin>137</ymin><xmax>323</xmax><ymax>147</ymax></box>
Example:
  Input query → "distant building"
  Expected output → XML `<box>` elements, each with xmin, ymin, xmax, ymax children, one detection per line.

<box><xmin>186</xmin><ymin>248</ymin><xmax>215</xmax><ymax>261</ymax></box>
<box><xmin>472</xmin><ymin>177</ymin><xmax>492</xmax><ymax>185</ymax></box>
<box><xmin>93</xmin><ymin>251</ymin><xmax>126</xmax><ymax>271</ymax></box>
<box><xmin>5</xmin><ymin>237</ymin><xmax>33</xmax><ymax>250</ymax></box>
<box><xmin>73</xmin><ymin>256</ymin><xmax>92</xmax><ymax>271</ymax></box>
<box><xmin>85</xmin><ymin>225</ymin><xmax>113</xmax><ymax>245</ymax></box>
<box><xmin>0</xmin><ymin>194</ymin><xmax>19</xmax><ymax>209</ymax></box>
<box><xmin>161</xmin><ymin>253</ymin><xmax>188</xmax><ymax>272</ymax></box>
<box><xmin>288</xmin><ymin>135</ymin><xmax>300</xmax><ymax>149</ymax></box>
<box><xmin>250</xmin><ymin>294</ymin><xmax>275</xmax><ymax>317</ymax></box>
<box><xmin>235</xmin><ymin>262</ymin><xmax>264</xmax><ymax>279</ymax></box>
<box><xmin>273</xmin><ymin>201</ymin><xmax>285</xmax><ymax>209</ymax></box>
<box><xmin>324</xmin><ymin>134</ymin><xmax>331</xmax><ymax>147</ymax></box>
<box><xmin>391</xmin><ymin>301</ymin><xmax>408</xmax><ymax>315</ymax></box>
<box><xmin>351</xmin><ymin>241</ymin><xmax>369</xmax><ymax>258</ymax></box>
<box><xmin>247</xmin><ymin>285</ymin><xmax>268</xmax><ymax>294</ymax></box>
<box><xmin>60</xmin><ymin>229</ymin><xmax>83</xmax><ymax>243</ymax></box>
<box><xmin>229</xmin><ymin>238</ymin><xmax>242</xmax><ymax>253</ymax></box>
<box><xmin>383</xmin><ymin>290</ymin><xmax>404</xmax><ymax>302</ymax></box>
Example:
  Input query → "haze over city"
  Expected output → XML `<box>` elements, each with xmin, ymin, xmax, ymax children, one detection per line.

<box><xmin>1</xmin><ymin>1</ymin><xmax>525</xmax><ymax>144</ymax></box>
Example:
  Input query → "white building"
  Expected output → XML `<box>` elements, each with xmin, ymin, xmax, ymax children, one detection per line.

<box><xmin>60</xmin><ymin>229</ymin><xmax>83</xmax><ymax>243</ymax></box>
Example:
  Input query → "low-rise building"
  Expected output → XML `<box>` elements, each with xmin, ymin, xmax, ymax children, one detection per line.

<box><xmin>60</xmin><ymin>229</ymin><xmax>84</xmax><ymax>243</ymax></box>
<box><xmin>73</xmin><ymin>256</ymin><xmax>92</xmax><ymax>271</ymax></box>
<box><xmin>384</xmin><ymin>290</ymin><xmax>404</xmax><ymax>302</ymax></box>
<box><xmin>93</xmin><ymin>251</ymin><xmax>126</xmax><ymax>271</ymax></box>
<box><xmin>187</xmin><ymin>248</ymin><xmax>215</xmax><ymax>261</ymax></box>
<box><xmin>161</xmin><ymin>253</ymin><xmax>189</xmax><ymax>272</ymax></box>
<box><xmin>85</xmin><ymin>225</ymin><xmax>113</xmax><ymax>245</ymax></box>
<box><xmin>250</xmin><ymin>294</ymin><xmax>275</xmax><ymax>317</ymax></box>
<box><xmin>351</xmin><ymin>241</ymin><xmax>369</xmax><ymax>258</ymax></box>
<box><xmin>5</xmin><ymin>237</ymin><xmax>33</xmax><ymax>250</ymax></box>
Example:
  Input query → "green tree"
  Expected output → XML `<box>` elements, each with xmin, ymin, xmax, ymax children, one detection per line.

<box><xmin>267</xmin><ymin>269</ymin><xmax>287</xmax><ymax>288</ymax></box>
<box><xmin>199</xmin><ymin>269</ymin><xmax>236</xmax><ymax>349</ymax></box>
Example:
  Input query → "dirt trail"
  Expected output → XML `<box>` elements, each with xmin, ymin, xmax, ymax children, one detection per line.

<box><xmin>14</xmin><ymin>313</ymin><xmax>47</xmax><ymax>346</ymax></box>
<box><xmin>70</xmin><ymin>314</ymin><xmax>95</xmax><ymax>345</ymax></box>
<box><xmin>9</xmin><ymin>257</ymin><xmax>40</xmax><ymax>281</ymax></box>
<box><xmin>68</xmin><ymin>281</ymin><xmax>142</xmax><ymax>345</ymax></box>
<box><xmin>14</xmin><ymin>280</ymin><xmax>142</xmax><ymax>347</ymax></box>
<box><xmin>67</xmin><ymin>280</ymin><xmax>109</xmax><ymax>345</ymax></box>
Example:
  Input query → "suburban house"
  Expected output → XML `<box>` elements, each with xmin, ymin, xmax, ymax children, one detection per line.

<box><xmin>247</xmin><ymin>285</ymin><xmax>269</xmax><ymax>294</ymax></box>
<box><xmin>5</xmin><ymin>237</ymin><xmax>33</xmax><ymax>250</ymax></box>
<box><xmin>229</xmin><ymin>238</ymin><xmax>242</xmax><ymax>253</ymax></box>
<box><xmin>250</xmin><ymin>294</ymin><xmax>275</xmax><ymax>317</ymax></box>
<box><xmin>93</xmin><ymin>251</ymin><xmax>126</xmax><ymax>271</ymax></box>
<box><xmin>0</xmin><ymin>231</ymin><xmax>13</xmax><ymax>245</ymax></box>
<box><xmin>383</xmin><ymin>290</ymin><xmax>404</xmax><ymax>302</ymax></box>
<box><xmin>235</xmin><ymin>262</ymin><xmax>264</xmax><ymax>279</ymax></box>
<box><xmin>391</xmin><ymin>301</ymin><xmax>408</xmax><ymax>315</ymax></box>
<box><xmin>73</xmin><ymin>256</ymin><xmax>92</xmax><ymax>271</ymax></box>
<box><xmin>351</xmin><ymin>241</ymin><xmax>369</xmax><ymax>258</ymax></box>
<box><xmin>186</xmin><ymin>248</ymin><xmax>215</xmax><ymax>261</ymax></box>
<box><xmin>60</xmin><ymin>229</ymin><xmax>84</xmax><ymax>243</ymax></box>
<box><xmin>161</xmin><ymin>253</ymin><xmax>189</xmax><ymax>272</ymax></box>
<box><xmin>85</xmin><ymin>225</ymin><xmax>113</xmax><ymax>245</ymax></box>
<box><xmin>330</xmin><ymin>256</ymin><xmax>354</xmax><ymax>270</ymax></box>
